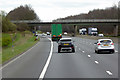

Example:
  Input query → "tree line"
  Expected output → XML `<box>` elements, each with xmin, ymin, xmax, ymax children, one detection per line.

<box><xmin>52</xmin><ymin>5</ymin><xmax>119</xmax><ymax>36</ymax></box>
<box><xmin>2</xmin><ymin>4</ymin><xmax>39</xmax><ymax>32</ymax></box>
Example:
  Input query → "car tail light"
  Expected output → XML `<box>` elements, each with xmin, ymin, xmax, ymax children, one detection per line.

<box><xmin>53</xmin><ymin>35</ymin><xmax>56</xmax><ymax>37</ymax></box>
<box><xmin>58</xmin><ymin>35</ymin><xmax>61</xmax><ymax>37</ymax></box>
<box><xmin>111</xmin><ymin>43</ymin><xmax>114</xmax><ymax>45</ymax></box>
<box><xmin>71</xmin><ymin>46</ymin><xmax>74</xmax><ymax>48</ymax></box>
<box><xmin>58</xmin><ymin>46</ymin><xmax>61</xmax><ymax>48</ymax></box>
<box><xmin>97</xmin><ymin>43</ymin><xmax>101</xmax><ymax>45</ymax></box>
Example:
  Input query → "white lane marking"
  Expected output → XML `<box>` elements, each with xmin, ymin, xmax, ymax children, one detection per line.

<box><xmin>115</xmin><ymin>50</ymin><xmax>118</xmax><ymax>53</ymax></box>
<box><xmin>94</xmin><ymin>61</ymin><xmax>99</xmax><ymax>64</ymax></box>
<box><xmin>82</xmin><ymin>51</ymin><xmax>85</xmax><ymax>53</ymax></box>
<box><xmin>106</xmin><ymin>71</ymin><xmax>113</xmax><ymax>76</ymax></box>
<box><xmin>79</xmin><ymin>48</ymin><xmax>81</xmax><ymax>50</ymax></box>
<box><xmin>64</xmin><ymin>53</ymin><xmax>75</xmax><ymax>54</ymax></box>
<box><xmin>0</xmin><ymin>42</ymin><xmax>40</xmax><ymax>70</ymax></box>
<box><xmin>88</xmin><ymin>55</ymin><xmax>91</xmax><ymax>58</ymax></box>
<box><xmin>39</xmin><ymin>38</ymin><xmax>53</xmax><ymax>79</ymax></box>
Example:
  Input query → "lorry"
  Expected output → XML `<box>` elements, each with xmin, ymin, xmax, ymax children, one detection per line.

<box><xmin>79</xmin><ymin>28</ymin><xmax>87</xmax><ymax>35</ymax></box>
<box><xmin>51</xmin><ymin>24</ymin><xmax>62</xmax><ymax>41</ymax></box>
<box><xmin>88</xmin><ymin>27</ymin><xmax>98</xmax><ymax>36</ymax></box>
<box><xmin>79</xmin><ymin>29</ymin><xmax>82</xmax><ymax>35</ymax></box>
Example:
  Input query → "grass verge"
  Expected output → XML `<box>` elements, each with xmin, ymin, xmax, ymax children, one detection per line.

<box><xmin>2</xmin><ymin>33</ymin><xmax>38</xmax><ymax>64</ymax></box>
<box><xmin>0</xmin><ymin>33</ymin><xmax>1</xmax><ymax>64</ymax></box>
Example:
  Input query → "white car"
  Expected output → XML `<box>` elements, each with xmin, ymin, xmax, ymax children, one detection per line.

<box><xmin>46</xmin><ymin>32</ymin><xmax>50</xmax><ymax>35</ymax></box>
<box><xmin>98</xmin><ymin>34</ymin><xmax>104</xmax><ymax>37</ymax></box>
<box><xmin>41</xmin><ymin>33</ymin><xmax>46</xmax><ymax>38</ymax></box>
<box><xmin>64</xmin><ymin>32</ymin><xmax>67</xmax><ymax>35</ymax></box>
<box><xmin>94</xmin><ymin>39</ymin><xmax>115</xmax><ymax>54</ymax></box>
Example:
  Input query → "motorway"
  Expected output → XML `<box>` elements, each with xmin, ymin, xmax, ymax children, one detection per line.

<box><xmin>1</xmin><ymin>35</ymin><xmax>118</xmax><ymax>80</ymax></box>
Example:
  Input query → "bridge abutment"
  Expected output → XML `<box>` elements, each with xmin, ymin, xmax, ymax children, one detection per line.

<box><xmin>74</xmin><ymin>25</ymin><xmax>77</xmax><ymax>37</ymax></box>
<box><xmin>114</xmin><ymin>25</ymin><xmax>118</xmax><ymax>36</ymax></box>
<box><xmin>34</xmin><ymin>26</ymin><xmax>36</xmax><ymax>31</ymax></box>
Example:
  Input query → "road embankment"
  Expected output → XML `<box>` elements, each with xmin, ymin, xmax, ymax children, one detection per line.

<box><xmin>2</xmin><ymin>32</ymin><xmax>38</xmax><ymax>64</ymax></box>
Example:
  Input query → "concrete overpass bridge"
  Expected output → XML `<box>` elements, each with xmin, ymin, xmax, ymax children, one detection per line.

<box><xmin>11</xmin><ymin>19</ymin><xmax>119</xmax><ymax>36</ymax></box>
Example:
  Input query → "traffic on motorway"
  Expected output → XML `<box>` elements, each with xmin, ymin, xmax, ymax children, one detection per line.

<box><xmin>1</xmin><ymin>24</ymin><xmax>118</xmax><ymax>79</ymax></box>
<box><xmin>1</xmin><ymin>1</ymin><xmax>119</xmax><ymax>80</ymax></box>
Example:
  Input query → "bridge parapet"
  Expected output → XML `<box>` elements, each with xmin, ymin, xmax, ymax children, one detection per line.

<box><xmin>11</xmin><ymin>20</ymin><xmax>41</xmax><ymax>23</ymax></box>
<box><xmin>54</xmin><ymin>19</ymin><xmax>119</xmax><ymax>22</ymax></box>
<box><xmin>11</xmin><ymin>19</ymin><xmax>119</xmax><ymax>23</ymax></box>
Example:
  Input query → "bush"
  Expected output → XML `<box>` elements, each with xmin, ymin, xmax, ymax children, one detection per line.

<box><xmin>24</xmin><ymin>30</ymin><xmax>32</xmax><ymax>34</ymax></box>
<box><xmin>9</xmin><ymin>23</ymin><xmax>17</xmax><ymax>32</ymax></box>
<box><xmin>2</xmin><ymin>11</ymin><xmax>17</xmax><ymax>32</ymax></box>
<box><xmin>2</xmin><ymin>37</ymin><xmax>12</xmax><ymax>47</ymax></box>
<box><xmin>37</xmin><ymin>30</ymin><xmax>42</xmax><ymax>34</ymax></box>
<box><xmin>17</xmin><ymin>23</ymin><xmax>30</xmax><ymax>31</ymax></box>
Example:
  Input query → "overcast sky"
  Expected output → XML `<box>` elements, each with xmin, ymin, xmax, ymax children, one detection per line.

<box><xmin>0</xmin><ymin>0</ymin><xmax>119</xmax><ymax>21</ymax></box>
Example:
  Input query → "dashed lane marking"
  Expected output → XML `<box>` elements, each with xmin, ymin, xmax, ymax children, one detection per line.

<box><xmin>115</xmin><ymin>50</ymin><xmax>118</xmax><ymax>53</ymax></box>
<box><xmin>88</xmin><ymin>55</ymin><xmax>91</xmax><ymax>58</ymax></box>
<box><xmin>94</xmin><ymin>61</ymin><xmax>99</xmax><ymax>64</ymax></box>
<box><xmin>82</xmin><ymin>51</ymin><xmax>85</xmax><ymax>53</ymax></box>
<box><xmin>106</xmin><ymin>71</ymin><xmax>113</xmax><ymax>76</ymax></box>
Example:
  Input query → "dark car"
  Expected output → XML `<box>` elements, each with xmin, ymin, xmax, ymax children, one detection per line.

<box><xmin>58</xmin><ymin>38</ymin><xmax>75</xmax><ymax>53</ymax></box>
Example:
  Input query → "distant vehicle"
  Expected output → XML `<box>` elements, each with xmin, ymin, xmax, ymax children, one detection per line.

<box><xmin>58</xmin><ymin>38</ymin><xmax>75</xmax><ymax>53</ymax></box>
<box><xmin>88</xmin><ymin>27</ymin><xmax>98</xmax><ymax>36</ymax></box>
<box><xmin>94</xmin><ymin>39</ymin><xmax>115</xmax><ymax>54</ymax></box>
<box><xmin>79</xmin><ymin>28</ymin><xmax>87</xmax><ymax>35</ymax></box>
<box><xmin>64</xmin><ymin>32</ymin><xmax>67</xmax><ymax>35</ymax></box>
<box><xmin>51</xmin><ymin>24</ymin><xmax>62</xmax><ymax>41</ymax></box>
<box><xmin>98</xmin><ymin>34</ymin><xmax>104</xmax><ymax>37</ymax></box>
<box><xmin>79</xmin><ymin>29</ymin><xmax>82</xmax><ymax>35</ymax></box>
<box><xmin>46</xmin><ymin>32</ymin><xmax>50</xmax><ymax>35</ymax></box>
<box><xmin>41</xmin><ymin>33</ymin><xmax>46</xmax><ymax>38</ymax></box>
<box><xmin>34</xmin><ymin>31</ymin><xmax>38</xmax><ymax>36</ymax></box>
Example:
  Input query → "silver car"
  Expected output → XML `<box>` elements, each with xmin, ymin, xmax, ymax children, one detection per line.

<box><xmin>41</xmin><ymin>33</ymin><xmax>46</xmax><ymax>38</ymax></box>
<box><xmin>58</xmin><ymin>38</ymin><xmax>75</xmax><ymax>53</ymax></box>
<box><xmin>94</xmin><ymin>39</ymin><xmax>115</xmax><ymax>53</ymax></box>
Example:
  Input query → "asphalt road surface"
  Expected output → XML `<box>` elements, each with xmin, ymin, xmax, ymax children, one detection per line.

<box><xmin>2</xmin><ymin>37</ymin><xmax>51</xmax><ymax>79</ymax></box>
<box><xmin>1</xmin><ymin>35</ymin><xmax>118</xmax><ymax>80</ymax></box>
<box><xmin>45</xmin><ymin>36</ymin><xmax>118</xmax><ymax>78</ymax></box>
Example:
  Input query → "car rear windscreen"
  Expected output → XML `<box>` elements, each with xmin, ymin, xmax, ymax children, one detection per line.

<box><xmin>100</xmin><ymin>40</ymin><xmax>111</xmax><ymax>44</ymax></box>
<box><xmin>61</xmin><ymin>39</ymin><xmax>71</xmax><ymax>42</ymax></box>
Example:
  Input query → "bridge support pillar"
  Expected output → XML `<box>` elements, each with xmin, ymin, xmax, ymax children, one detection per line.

<box><xmin>34</xmin><ymin>26</ymin><xmax>36</xmax><ymax>31</ymax></box>
<box><xmin>114</xmin><ymin>25</ymin><xmax>118</xmax><ymax>36</ymax></box>
<box><xmin>74</xmin><ymin>25</ymin><xmax>77</xmax><ymax>37</ymax></box>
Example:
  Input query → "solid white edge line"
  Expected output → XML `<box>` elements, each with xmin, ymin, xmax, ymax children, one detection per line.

<box><xmin>39</xmin><ymin>38</ymin><xmax>53</xmax><ymax>80</ymax></box>
<box><xmin>0</xmin><ymin>42</ymin><xmax>40</xmax><ymax>70</ymax></box>
<box><xmin>106</xmin><ymin>71</ymin><xmax>113</xmax><ymax>76</ymax></box>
